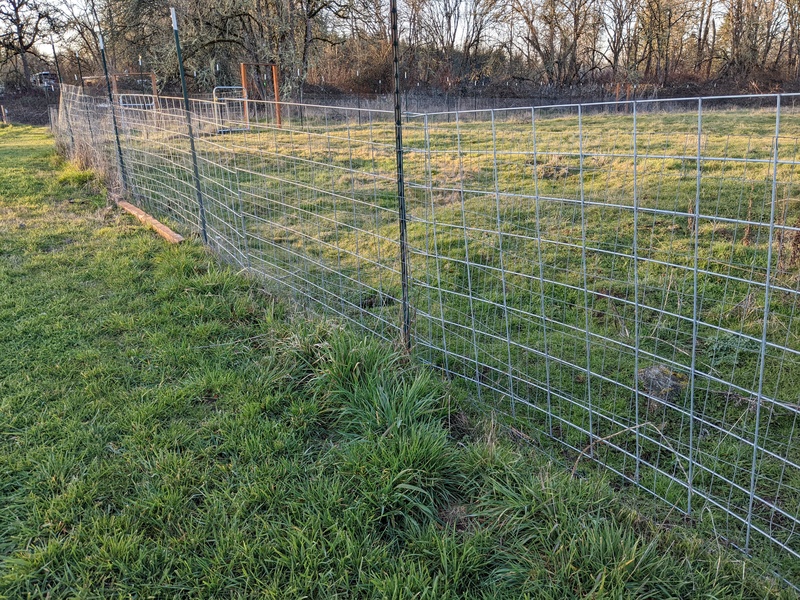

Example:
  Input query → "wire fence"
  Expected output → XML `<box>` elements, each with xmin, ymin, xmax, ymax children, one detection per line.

<box><xmin>53</xmin><ymin>84</ymin><xmax>800</xmax><ymax>582</ymax></box>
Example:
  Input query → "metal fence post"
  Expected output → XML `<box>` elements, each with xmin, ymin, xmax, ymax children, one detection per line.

<box><xmin>76</xmin><ymin>51</ymin><xmax>84</xmax><ymax>92</ymax></box>
<box><xmin>531</xmin><ymin>107</ymin><xmax>552</xmax><ymax>436</ymax></box>
<box><xmin>171</xmin><ymin>7</ymin><xmax>208</xmax><ymax>245</ymax></box>
<box><xmin>455</xmin><ymin>110</ymin><xmax>483</xmax><ymax>403</ymax></box>
<box><xmin>688</xmin><ymin>98</ymin><xmax>702</xmax><ymax>515</ymax></box>
<box><xmin>578</xmin><ymin>104</ymin><xmax>594</xmax><ymax>456</ymax></box>
<box><xmin>97</xmin><ymin>32</ymin><xmax>128</xmax><ymax>191</ymax></box>
<box><xmin>491</xmin><ymin>110</ymin><xmax>516</xmax><ymax>417</ymax></box>
<box><xmin>632</xmin><ymin>99</ymin><xmax>642</xmax><ymax>483</ymax></box>
<box><xmin>746</xmin><ymin>94</ymin><xmax>782</xmax><ymax>551</ymax></box>
<box><xmin>50</xmin><ymin>36</ymin><xmax>63</xmax><ymax>86</ymax></box>
<box><xmin>423</xmin><ymin>114</ymin><xmax>450</xmax><ymax>377</ymax></box>
<box><xmin>51</xmin><ymin>37</ymin><xmax>76</xmax><ymax>154</ymax></box>
<box><xmin>391</xmin><ymin>0</ymin><xmax>411</xmax><ymax>351</ymax></box>
<box><xmin>75</xmin><ymin>52</ymin><xmax>97</xmax><ymax>151</ymax></box>
<box><xmin>59</xmin><ymin>85</ymin><xmax>75</xmax><ymax>155</ymax></box>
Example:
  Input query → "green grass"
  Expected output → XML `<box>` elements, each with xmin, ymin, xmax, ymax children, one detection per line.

<box><xmin>2</xmin><ymin>125</ymin><xmax>798</xmax><ymax>597</ymax></box>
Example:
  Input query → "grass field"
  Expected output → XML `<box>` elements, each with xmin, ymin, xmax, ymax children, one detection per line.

<box><xmin>4</xmin><ymin>124</ymin><xmax>800</xmax><ymax>597</ymax></box>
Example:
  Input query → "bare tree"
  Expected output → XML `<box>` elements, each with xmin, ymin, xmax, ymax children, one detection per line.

<box><xmin>787</xmin><ymin>0</ymin><xmax>800</xmax><ymax>79</ymax></box>
<box><xmin>0</xmin><ymin>0</ymin><xmax>51</xmax><ymax>86</ymax></box>
<box><xmin>601</xmin><ymin>0</ymin><xmax>638</xmax><ymax>79</ymax></box>
<box><xmin>511</xmin><ymin>0</ymin><xmax>600</xmax><ymax>85</ymax></box>
<box><xmin>719</xmin><ymin>0</ymin><xmax>785</xmax><ymax>77</ymax></box>
<box><xmin>26</xmin><ymin>0</ymin><xmax>800</xmax><ymax>99</ymax></box>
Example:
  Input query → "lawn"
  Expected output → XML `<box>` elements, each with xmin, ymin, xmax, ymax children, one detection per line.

<box><xmin>2</xmin><ymin>124</ymin><xmax>798</xmax><ymax>597</ymax></box>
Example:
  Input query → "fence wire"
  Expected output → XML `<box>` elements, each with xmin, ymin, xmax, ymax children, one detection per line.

<box><xmin>53</xmin><ymin>85</ymin><xmax>800</xmax><ymax>581</ymax></box>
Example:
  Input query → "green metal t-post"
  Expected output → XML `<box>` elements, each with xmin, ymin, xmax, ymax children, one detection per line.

<box><xmin>52</xmin><ymin>36</ymin><xmax>75</xmax><ymax>151</ymax></box>
<box><xmin>391</xmin><ymin>0</ymin><xmax>411</xmax><ymax>351</ymax></box>
<box><xmin>75</xmin><ymin>51</ymin><xmax>85</xmax><ymax>91</ymax></box>
<box><xmin>50</xmin><ymin>36</ymin><xmax>63</xmax><ymax>85</ymax></box>
<box><xmin>98</xmin><ymin>33</ymin><xmax>129</xmax><ymax>191</ymax></box>
<box><xmin>171</xmin><ymin>7</ymin><xmax>208</xmax><ymax>244</ymax></box>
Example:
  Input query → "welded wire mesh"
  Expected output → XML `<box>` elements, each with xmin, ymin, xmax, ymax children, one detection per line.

<box><xmin>55</xmin><ymin>84</ymin><xmax>800</xmax><ymax>582</ymax></box>
<box><xmin>56</xmin><ymin>86</ymin><xmax>120</xmax><ymax>183</ymax></box>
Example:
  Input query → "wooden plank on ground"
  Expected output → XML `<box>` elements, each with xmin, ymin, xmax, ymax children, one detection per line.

<box><xmin>117</xmin><ymin>201</ymin><xmax>184</xmax><ymax>244</ymax></box>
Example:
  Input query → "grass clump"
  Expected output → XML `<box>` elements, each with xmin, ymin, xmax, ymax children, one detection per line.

<box><xmin>0</xmin><ymin>125</ymin><xmax>796</xmax><ymax>597</ymax></box>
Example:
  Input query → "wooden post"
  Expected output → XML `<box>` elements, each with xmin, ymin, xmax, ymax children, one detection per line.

<box><xmin>240</xmin><ymin>62</ymin><xmax>249</xmax><ymax>129</ymax></box>
<box><xmin>118</xmin><ymin>200</ymin><xmax>184</xmax><ymax>244</ymax></box>
<box><xmin>1</xmin><ymin>105</ymin><xmax>7</xmax><ymax>125</ymax></box>
<box><xmin>625</xmin><ymin>83</ymin><xmax>631</xmax><ymax>114</ymax></box>
<box><xmin>150</xmin><ymin>72</ymin><xmax>159</xmax><ymax>110</ymax></box>
<box><xmin>111</xmin><ymin>74</ymin><xmax>119</xmax><ymax>97</ymax></box>
<box><xmin>272</xmin><ymin>63</ymin><xmax>281</xmax><ymax>128</ymax></box>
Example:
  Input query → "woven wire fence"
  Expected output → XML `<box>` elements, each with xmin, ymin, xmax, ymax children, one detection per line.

<box><xmin>53</xmin><ymin>84</ymin><xmax>800</xmax><ymax>581</ymax></box>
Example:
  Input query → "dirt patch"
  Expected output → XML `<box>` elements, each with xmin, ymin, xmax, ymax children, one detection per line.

<box><xmin>443</xmin><ymin>410</ymin><xmax>471</xmax><ymax>440</ymax></box>
<box><xmin>439</xmin><ymin>504</ymin><xmax>473</xmax><ymax>532</ymax></box>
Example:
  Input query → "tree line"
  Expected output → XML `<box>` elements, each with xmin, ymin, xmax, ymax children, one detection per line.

<box><xmin>2</xmin><ymin>0</ymin><xmax>799</xmax><ymax>97</ymax></box>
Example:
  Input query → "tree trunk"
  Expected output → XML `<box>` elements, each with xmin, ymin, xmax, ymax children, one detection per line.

<box><xmin>19</xmin><ymin>51</ymin><xmax>32</xmax><ymax>88</ymax></box>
